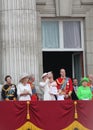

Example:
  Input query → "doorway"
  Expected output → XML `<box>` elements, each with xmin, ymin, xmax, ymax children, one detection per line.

<box><xmin>43</xmin><ymin>52</ymin><xmax>83</xmax><ymax>81</ymax></box>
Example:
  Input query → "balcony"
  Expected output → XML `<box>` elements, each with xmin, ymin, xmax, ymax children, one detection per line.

<box><xmin>0</xmin><ymin>100</ymin><xmax>92</xmax><ymax>130</ymax></box>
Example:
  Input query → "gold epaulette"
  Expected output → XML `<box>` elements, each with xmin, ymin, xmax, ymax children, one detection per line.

<box><xmin>2</xmin><ymin>86</ymin><xmax>11</xmax><ymax>92</ymax></box>
<box><xmin>56</xmin><ymin>79</ymin><xmax>65</xmax><ymax>85</ymax></box>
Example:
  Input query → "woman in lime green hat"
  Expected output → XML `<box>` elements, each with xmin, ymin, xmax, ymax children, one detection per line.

<box><xmin>77</xmin><ymin>77</ymin><xmax>92</xmax><ymax>100</ymax></box>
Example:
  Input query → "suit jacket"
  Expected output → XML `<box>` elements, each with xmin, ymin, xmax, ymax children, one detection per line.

<box><xmin>71</xmin><ymin>87</ymin><xmax>78</xmax><ymax>100</ymax></box>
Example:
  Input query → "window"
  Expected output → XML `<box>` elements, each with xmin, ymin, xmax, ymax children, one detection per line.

<box><xmin>63</xmin><ymin>21</ymin><xmax>81</xmax><ymax>48</ymax></box>
<box><xmin>42</xmin><ymin>21</ymin><xmax>59</xmax><ymax>48</ymax></box>
<box><xmin>42</xmin><ymin>19</ymin><xmax>84</xmax><ymax>51</ymax></box>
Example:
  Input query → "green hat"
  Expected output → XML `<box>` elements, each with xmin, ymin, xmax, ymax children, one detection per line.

<box><xmin>80</xmin><ymin>77</ymin><xmax>89</xmax><ymax>85</ymax></box>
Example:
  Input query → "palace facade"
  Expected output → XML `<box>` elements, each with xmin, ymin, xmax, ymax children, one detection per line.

<box><xmin>0</xmin><ymin>0</ymin><xmax>93</xmax><ymax>84</ymax></box>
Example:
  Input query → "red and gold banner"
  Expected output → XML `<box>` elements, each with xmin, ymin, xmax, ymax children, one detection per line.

<box><xmin>0</xmin><ymin>100</ymin><xmax>93</xmax><ymax>130</ymax></box>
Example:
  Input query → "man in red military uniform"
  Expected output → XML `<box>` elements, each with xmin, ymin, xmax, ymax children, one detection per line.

<box><xmin>56</xmin><ymin>68</ymin><xmax>73</xmax><ymax>100</ymax></box>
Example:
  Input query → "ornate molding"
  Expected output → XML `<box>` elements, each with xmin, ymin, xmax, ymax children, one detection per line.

<box><xmin>81</xmin><ymin>0</ymin><xmax>93</xmax><ymax>5</ymax></box>
<box><xmin>36</xmin><ymin>0</ymin><xmax>46</xmax><ymax>5</ymax></box>
<box><xmin>55</xmin><ymin>0</ymin><xmax>72</xmax><ymax>16</ymax></box>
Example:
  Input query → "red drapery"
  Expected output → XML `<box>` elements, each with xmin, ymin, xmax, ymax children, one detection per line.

<box><xmin>0</xmin><ymin>101</ymin><xmax>93</xmax><ymax>130</ymax></box>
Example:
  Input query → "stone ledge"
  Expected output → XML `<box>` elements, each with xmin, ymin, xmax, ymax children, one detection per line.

<box><xmin>36</xmin><ymin>0</ymin><xmax>46</xmax><ymax>5</ymax></box>
<box><xmin>55</xmin><ymin>0</ymin><xmax>72</xmax><ymax>16</ymax></box>
<box><xmin>81</xmin><ymin>0</ymin><xmax>93</xmax><ymax>5</ymax></box>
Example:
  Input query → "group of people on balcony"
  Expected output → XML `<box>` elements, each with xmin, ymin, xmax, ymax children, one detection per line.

<box><xmin>1</xmin><ymin>74</ymin><xmax>38</xmax><ymax>101</ymax></box>
<box><xmin>0</xmin><ymin>68</ymin><xmax>93</xmax><ymax>101</ymax></box>
<box><xmin>40</xmin><ymin>69</ymin><xmax>93</xmax><ymax>101</ymax></box>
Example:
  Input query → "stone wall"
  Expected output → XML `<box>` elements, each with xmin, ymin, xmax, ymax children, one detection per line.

<box><xmin>0</xmin><ymin>0</ymin><xmax>93</xmax><ymax>84</ymax></box>
<box><xmin>36</xmin><ymin>0</ymin><xmax>93</xmax><ymax>77</ymax></box>
<box><xmin>85</xmin><ymin>8</ymin><xmax>93</xmax><ymax>74</ymax></box>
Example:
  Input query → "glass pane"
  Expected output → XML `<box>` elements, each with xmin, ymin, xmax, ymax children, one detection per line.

<box><xmin>42</xmin><ymin>21</ymin><xmax>59</xmax><ymax>48</ymax></box>
<box><xmin>63</xmin><ymin>21</ymin><xmax>81</xmax><ymax>48</ymax></box>
<box><xmin>74</xmin><ymin>54</ymin><xmax>82</xmax><ymax>83</ymax></box>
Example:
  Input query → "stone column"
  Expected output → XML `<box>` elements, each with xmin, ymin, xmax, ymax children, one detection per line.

<box><xmin>0</xmin><ymin>0</ymin><xmax>39</xmax><ymax>83</ymax></box>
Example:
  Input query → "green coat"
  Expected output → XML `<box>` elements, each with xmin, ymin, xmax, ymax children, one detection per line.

<box><xmin>77</xmin><ymin>86</ymin><xmax>92</xmax><ymax>100</ymax></box>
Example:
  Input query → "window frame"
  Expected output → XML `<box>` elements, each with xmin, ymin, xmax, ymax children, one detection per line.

<box><xmin>42</xmin><ymin>18</ymin><xmax>84</xmax><ymax>52</ymax></box>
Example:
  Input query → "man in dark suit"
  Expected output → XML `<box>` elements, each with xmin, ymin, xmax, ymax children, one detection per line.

<box><xmin>71</xmin><ymin>78</ymin><xmax>78</xmax><ymax>100</ymax></box>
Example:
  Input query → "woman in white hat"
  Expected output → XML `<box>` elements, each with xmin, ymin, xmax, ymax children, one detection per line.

<box><xmin>39</xmin><ymin>72</ymin><xmax>57</xmax><ymax>100</ymax></box>
<box><xmin>17</xmin><ymin>73</ymin><xmax>32</xmax><ymax>101</ymax></box>
<box><xmin>39</xmin><ymin>73</ymin><xmax>50</xmax><ymax>100</ymax></box>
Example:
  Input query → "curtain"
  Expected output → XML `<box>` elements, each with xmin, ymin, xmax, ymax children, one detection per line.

<box><xmin>63</xmin><ymin>21</ymin><xmax>81</xmax><ymax>48</ymax></box>
<box><xmin>74</xmin><ymin>54</ymin><xmax>82</xmax><ymax>83</ymax></box>
<box><xmin>42</xmin><ymin>21</ymin><xmax>59</xmax><ymax>48</ymax></box>
<box><xmin>0</xmin><ymin>101</ymin><xmax>92</xmax><ymax>130</ymax></box>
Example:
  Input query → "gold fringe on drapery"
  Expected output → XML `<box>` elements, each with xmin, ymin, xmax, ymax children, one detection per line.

<box><xmin>74</xmin><ymin>101</ymin><xmax>78</xmax><ymax>119</ymax></box>
<box><xmin>17</xmin><ymin>121</ymin><xmax>42</xmax><ymax>130</ymax></box>
<box><xmin>27</xmin><ymin>101</ymin><xmax>30</xmax><ymax>120</ymax></box>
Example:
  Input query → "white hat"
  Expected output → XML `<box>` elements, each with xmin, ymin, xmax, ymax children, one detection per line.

<box><xmin>41</xmin><ymin>73</ymin><xmax>48</xmax><ymax>79</ymax></box>
<box><xmin>19</xmin><ymin>73</ymin><xmax>29</xmax><ymax>81</ymax></box>
<box><xmin>48</xmin><ymin>71</ymin><xmax>52</xmax><ymax>75</ymax></box>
